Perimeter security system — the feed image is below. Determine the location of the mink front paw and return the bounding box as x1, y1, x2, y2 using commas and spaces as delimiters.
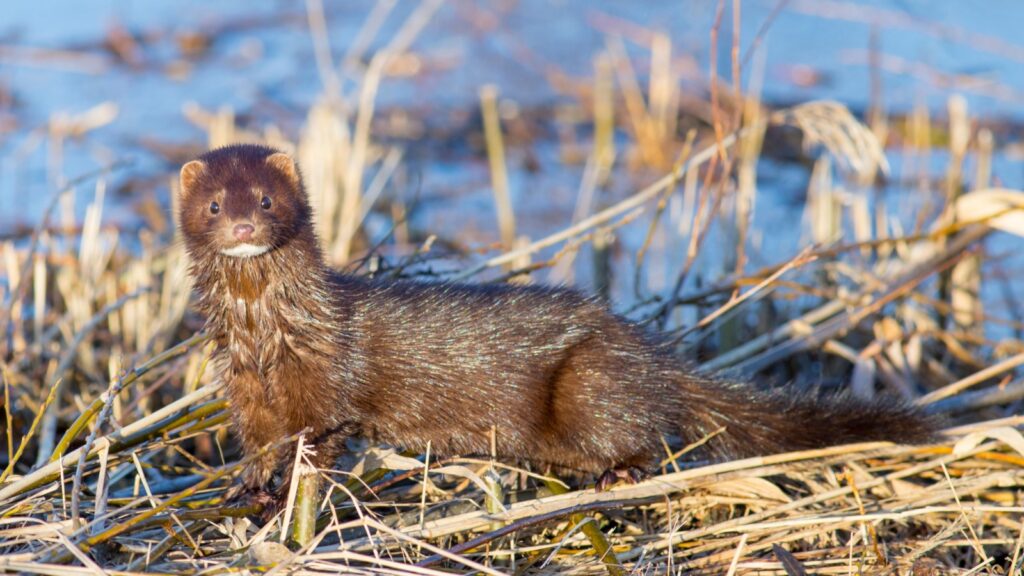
228, 484, 280, 521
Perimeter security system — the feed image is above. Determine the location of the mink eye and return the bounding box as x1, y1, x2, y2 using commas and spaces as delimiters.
209, 201, 220, 215
261, 196, 272, 210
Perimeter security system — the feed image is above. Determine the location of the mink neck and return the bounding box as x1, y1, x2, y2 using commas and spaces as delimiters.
192, 233, 338, 337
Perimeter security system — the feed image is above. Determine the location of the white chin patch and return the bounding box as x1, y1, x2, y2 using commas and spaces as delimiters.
220, 244, 271, 258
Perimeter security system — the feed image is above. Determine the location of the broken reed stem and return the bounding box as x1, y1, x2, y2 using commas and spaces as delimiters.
734, 96, 765, 280
480, 84, 517, 253
605, 35, 664, 167
328, 0, 441, 264
945, 95, 969, 207
291, 470, 319, 547
414, 494, 665, 570
281, 435, 320, 548
591, 229, 613, 300
70, 374, 123, 530
483, 431, 503, 532
593, 53, 615, 175
945, 95, 977, 335
3, 366, 12, 463
32, 254, 45, 348
305, 0, 342, 100
334, 56, 377, 263
976, 128, 993, 189
649, 32, 675, 144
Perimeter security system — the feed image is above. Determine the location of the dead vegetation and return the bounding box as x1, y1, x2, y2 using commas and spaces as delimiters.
2, 1, 1024, 574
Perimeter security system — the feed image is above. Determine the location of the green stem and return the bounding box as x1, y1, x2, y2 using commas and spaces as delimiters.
543, 477, 623, 576
291, 471, 319, 547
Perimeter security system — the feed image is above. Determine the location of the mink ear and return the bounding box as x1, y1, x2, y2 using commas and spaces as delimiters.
265, 152, 300, 188
180, 160, 206, 198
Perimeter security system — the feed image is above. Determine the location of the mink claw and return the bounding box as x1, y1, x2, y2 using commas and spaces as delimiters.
595, 466, 648, 492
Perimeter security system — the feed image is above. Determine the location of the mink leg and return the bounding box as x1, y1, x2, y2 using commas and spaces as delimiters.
595, 466, 648, 492
265, 427, 354, 515
309, 425, 355, 469
225, 451, 283, 517
242, 452, 281, 490
228, 372, 287, 500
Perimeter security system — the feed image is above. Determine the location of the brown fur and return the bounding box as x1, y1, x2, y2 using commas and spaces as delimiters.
178, 144, 943, 500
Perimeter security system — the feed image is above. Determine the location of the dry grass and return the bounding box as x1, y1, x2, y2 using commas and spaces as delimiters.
3, 3, 1024, 575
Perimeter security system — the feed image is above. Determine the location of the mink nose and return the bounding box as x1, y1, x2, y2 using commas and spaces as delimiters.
233, 223, 255, 242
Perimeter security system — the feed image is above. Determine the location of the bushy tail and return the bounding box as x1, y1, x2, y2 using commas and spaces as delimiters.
677, 374, 944, 460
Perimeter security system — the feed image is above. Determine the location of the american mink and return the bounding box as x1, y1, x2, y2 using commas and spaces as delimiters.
178, 144, 940, 504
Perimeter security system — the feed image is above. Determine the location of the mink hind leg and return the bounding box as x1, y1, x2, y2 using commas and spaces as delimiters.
532, 334, 670, 480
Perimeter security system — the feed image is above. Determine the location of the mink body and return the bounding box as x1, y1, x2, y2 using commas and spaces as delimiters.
178, 144, 940, 500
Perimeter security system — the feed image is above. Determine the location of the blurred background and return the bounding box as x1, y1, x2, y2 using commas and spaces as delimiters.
2, 0, 1024, 366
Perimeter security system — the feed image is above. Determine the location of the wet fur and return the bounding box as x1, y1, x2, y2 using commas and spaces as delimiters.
179, 144, 942, 498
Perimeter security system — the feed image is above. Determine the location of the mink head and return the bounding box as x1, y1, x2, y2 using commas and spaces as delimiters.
178, 144, 314, 259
